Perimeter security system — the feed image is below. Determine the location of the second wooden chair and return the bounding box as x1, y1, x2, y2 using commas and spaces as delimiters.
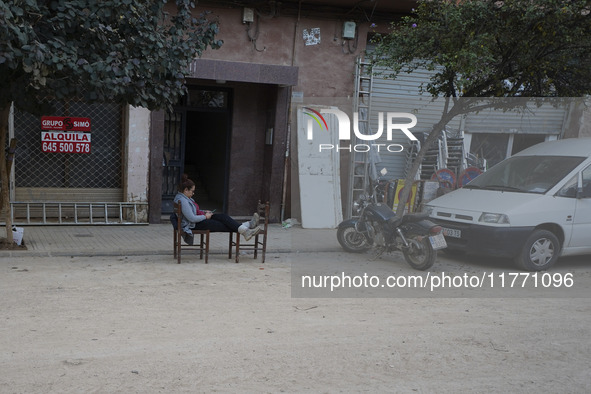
228, 201, 270, 263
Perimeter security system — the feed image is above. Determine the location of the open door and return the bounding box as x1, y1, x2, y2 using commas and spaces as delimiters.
161, 111, 186, 215
297, 106, 343, 228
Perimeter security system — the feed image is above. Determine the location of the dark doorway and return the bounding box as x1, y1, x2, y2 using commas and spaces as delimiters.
184, 110, 230, 212
160, 87, 232, 215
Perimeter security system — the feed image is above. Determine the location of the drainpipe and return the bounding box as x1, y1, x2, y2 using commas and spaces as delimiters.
280, 0, 301, 223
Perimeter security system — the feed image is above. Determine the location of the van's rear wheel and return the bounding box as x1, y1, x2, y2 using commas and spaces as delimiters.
515, 230, 560, 271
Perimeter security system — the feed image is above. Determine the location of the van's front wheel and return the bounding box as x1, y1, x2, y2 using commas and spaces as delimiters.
515, 229, 560, 271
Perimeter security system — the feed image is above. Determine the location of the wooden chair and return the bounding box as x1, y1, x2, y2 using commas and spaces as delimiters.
171, 202, 210, 264
228, 201, 269, 263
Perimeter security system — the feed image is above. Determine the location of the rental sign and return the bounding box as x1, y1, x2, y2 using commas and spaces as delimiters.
41, 116, 91, 154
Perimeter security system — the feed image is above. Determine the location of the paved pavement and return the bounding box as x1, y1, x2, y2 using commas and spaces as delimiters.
1, 223, 342, 259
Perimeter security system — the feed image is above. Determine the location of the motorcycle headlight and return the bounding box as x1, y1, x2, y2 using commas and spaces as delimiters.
479, 212, 510, 224
353, 194, 369, 213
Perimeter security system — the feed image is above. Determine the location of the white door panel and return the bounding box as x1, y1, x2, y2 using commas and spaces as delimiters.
297, 106, 343, 229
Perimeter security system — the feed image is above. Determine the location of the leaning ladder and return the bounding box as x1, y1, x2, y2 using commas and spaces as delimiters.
347, 56, 374, 219
9, 201, 149, 225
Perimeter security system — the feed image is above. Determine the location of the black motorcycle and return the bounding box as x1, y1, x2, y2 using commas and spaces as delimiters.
337, 191, 446, 271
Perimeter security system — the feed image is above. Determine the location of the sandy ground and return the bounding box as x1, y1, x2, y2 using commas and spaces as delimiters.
1, 251, 590, 393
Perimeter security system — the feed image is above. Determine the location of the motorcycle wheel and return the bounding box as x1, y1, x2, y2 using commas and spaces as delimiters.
402, 236, 436, 271
337, 224, 370, 253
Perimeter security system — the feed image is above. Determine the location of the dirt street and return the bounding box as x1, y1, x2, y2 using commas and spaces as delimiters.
1, 251, 590, 393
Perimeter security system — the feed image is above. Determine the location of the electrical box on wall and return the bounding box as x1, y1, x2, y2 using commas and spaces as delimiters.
343, 21, 356, 39
243, 7, 254, 23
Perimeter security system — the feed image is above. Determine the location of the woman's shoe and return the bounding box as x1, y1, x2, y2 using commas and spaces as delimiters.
243, 226, 261, 241
249, 213, 260, 229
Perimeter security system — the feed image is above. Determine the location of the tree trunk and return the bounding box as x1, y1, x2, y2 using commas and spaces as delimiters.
0, 104, 13, 243
395, 100, 461, 218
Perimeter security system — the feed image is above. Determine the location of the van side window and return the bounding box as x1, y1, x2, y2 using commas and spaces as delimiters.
557, 175, 578, 198
582, 166, 591, 198
559, 166, 591, 198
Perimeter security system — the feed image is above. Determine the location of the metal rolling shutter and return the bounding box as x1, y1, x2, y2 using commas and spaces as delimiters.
367, 66, 462, 178
464, 102, 567, 135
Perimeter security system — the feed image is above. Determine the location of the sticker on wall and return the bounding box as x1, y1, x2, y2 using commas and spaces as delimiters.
303, 28, 321, 46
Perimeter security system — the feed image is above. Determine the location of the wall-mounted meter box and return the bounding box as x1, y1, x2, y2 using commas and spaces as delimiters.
243, 7, 254, 23
343, 21, 356, 39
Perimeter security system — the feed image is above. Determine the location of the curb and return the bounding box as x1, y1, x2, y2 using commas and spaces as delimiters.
0, 247, 342, 259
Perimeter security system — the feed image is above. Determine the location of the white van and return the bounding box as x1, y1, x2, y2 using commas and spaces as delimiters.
426, 138, 591, 271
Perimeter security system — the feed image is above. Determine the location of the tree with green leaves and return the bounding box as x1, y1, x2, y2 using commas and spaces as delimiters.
371, 0, 591, 217
0, 0, 222, 243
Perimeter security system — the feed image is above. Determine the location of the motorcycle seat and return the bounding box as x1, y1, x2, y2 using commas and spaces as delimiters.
400, 212, 430, 223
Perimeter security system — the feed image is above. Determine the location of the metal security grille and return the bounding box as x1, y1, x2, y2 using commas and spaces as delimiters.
3, 99, 142, 225
14, 100, 122, 188
161, 111, 184, 214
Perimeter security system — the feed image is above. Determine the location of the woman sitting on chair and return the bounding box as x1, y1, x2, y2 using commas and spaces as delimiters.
174, 174, 260, 245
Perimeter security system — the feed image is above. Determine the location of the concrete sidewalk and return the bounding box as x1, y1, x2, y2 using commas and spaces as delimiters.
1, 223, 342, 259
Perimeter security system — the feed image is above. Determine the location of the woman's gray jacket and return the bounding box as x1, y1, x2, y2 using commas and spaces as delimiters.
173, 192, 206, 234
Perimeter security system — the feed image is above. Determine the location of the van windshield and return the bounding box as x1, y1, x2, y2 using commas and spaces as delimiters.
464, 155, 585, 194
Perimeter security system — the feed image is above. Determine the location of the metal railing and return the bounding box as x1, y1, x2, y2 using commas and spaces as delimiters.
10, 201, 149, 225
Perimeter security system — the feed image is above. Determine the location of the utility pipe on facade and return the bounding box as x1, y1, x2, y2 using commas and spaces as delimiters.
281, 0, 301, 223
